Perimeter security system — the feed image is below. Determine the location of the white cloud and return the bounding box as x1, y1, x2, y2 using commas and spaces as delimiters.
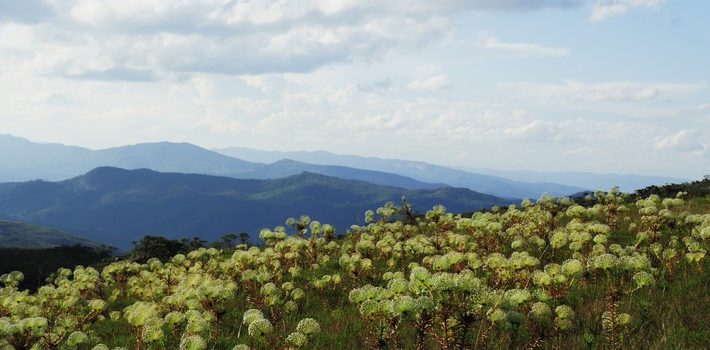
590, 0, 665, 22
478, 35, 569, 57
407, 75, 451, 91
0, 1, 604, 80
0, 3, 461, 78
654, 129, 704, 152
503, 120, 560, 142
506, 81, 704, 103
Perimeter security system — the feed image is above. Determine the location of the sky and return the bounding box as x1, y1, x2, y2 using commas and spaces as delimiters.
0, 0, 708, 178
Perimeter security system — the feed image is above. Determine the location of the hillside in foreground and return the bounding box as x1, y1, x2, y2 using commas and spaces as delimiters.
1, 189, 708, 349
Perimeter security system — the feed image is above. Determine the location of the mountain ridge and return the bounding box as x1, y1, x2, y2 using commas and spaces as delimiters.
0, 135, 445, 191
215, 146, 588, 198
214, 146, 685, 194
0, 220, 100, 249
0, 167, 511, 248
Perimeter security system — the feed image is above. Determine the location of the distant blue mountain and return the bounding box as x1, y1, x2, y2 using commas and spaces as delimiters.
0, 134, 442, 190
461, 168, 686, 193
214, 147, 589, 199
0, 167, 510, 248
213, 147, 686, 194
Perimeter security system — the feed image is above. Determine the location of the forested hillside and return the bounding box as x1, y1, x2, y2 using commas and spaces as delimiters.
0, 167, 509, 248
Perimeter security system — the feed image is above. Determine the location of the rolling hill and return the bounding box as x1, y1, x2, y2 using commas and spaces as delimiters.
0, 167, 510, 248
0, 220, 99, 249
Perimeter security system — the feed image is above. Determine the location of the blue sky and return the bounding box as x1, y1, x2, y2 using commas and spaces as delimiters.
0, 0, 708, 178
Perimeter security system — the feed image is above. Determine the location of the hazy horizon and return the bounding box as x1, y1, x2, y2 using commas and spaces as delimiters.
1, 1, 708, 179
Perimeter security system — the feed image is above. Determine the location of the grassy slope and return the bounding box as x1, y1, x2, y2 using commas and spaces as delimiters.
87, 197, 710, 350
3, 180, 708, 349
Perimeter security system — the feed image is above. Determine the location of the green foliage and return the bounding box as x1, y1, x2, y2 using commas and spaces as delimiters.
0, 245, 114, 291
129, 236, 206, 263
1, 192, 709, 349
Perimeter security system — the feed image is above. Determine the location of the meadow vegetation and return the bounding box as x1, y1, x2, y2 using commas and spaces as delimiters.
1, 187, 709, 349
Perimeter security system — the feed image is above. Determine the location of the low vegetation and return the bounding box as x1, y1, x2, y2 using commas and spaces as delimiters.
1, 186, 709, 349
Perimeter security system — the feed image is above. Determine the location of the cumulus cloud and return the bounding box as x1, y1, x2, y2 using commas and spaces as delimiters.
0, 1, 466, 79
590, 0, 665, 22
478, 35, 569, 57
407, 75, 452, 91
506, 81, 704, 103
357, 78, 392, 92
654, 129, 704, 152
0, 1, 611, 81
65, 67, 157, 82
503, 120, 561, 142
0, 1, 669, 80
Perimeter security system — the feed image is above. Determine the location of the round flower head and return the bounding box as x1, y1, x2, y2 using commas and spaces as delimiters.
505, 289, 531, 306
296, 318, 321, 335
387, 278, 409, 294
488, 308, 507, 324
164, 311, 184, 326
287, 331, 308, 348
662, 248, 677, 260
359, 300, 380, 316
410, 266, 431, 282
142, 323, 164, 343
402, 294, 426, 311
562, 259, 584, 276
92, 345, 110, 350
632, 271, 655, 289
486, 253, 507, 269
593, 234, 608, 245
232, 345, 250, 350
89, 299, 107, 312
291, 288, 305, 301
391, 296, 416, 315
555, 305, 575, 320
348, 289, 364, 303
568, 241, 583, 252
430, 273, 456, 291
550, 231, 568, 249
248, 318, 273, 338
242, 309, 265, 325
555, 316, 574, 330
593, 254, 618, 271
529, 302, 552, 320
66, 331, 89, 346
180, 335, 207, 350
544, 263, 562, 276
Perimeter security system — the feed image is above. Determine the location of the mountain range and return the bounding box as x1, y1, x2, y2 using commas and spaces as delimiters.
0, 135, 445, 191
0, 167, 511, 248
1, 134, 588, 199
214, 146, 685, 194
